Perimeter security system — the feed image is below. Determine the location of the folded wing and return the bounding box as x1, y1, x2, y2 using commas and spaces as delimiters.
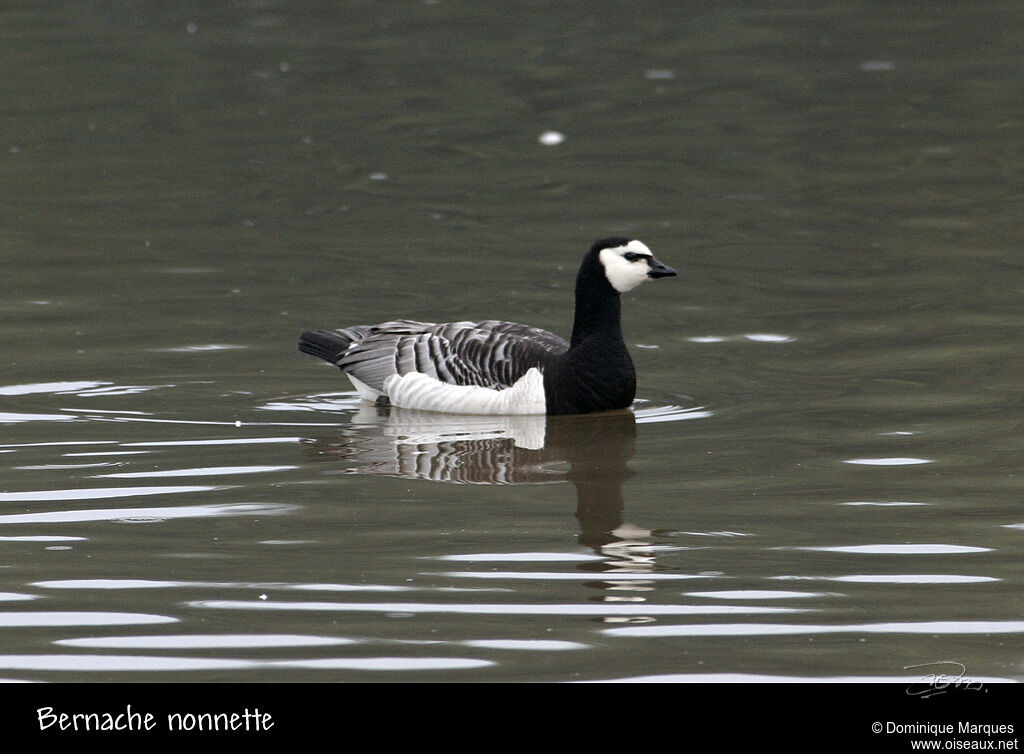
338, 319, 568, 393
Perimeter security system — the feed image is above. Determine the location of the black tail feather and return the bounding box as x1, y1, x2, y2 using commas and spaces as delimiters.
298, 329, 354, 365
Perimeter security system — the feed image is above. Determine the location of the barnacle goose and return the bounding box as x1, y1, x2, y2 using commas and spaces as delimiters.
299, 237, 676, 415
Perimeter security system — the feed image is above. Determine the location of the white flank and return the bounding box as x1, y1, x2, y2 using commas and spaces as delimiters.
382, 368, 546, 415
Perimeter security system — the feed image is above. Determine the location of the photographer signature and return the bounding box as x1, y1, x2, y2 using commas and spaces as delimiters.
904, 660, 985, 698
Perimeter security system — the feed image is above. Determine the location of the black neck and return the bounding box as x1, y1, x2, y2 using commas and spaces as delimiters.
570, 255, 623, 348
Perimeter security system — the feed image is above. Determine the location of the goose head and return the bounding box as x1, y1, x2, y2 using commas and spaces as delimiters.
592, 237, 677, 293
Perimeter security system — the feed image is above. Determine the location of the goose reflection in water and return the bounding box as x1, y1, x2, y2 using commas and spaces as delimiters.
303, 405, 665, 568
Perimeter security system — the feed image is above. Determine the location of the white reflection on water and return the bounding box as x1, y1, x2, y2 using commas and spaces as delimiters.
281, 658, 492, 671
675, 530, 751, 537
0, 653, 493, 673
57, 635, 587, 652
463, 639, 587, 651
743, 334, 795, 343
0, 485, 225, 502
772, 573, 999, 584
123, 437, 303, 447
155, 344, 249, 352
0, 381, 111, 395
35, 578, 423, 593
0, 441, 117, 449
351, 405, 549, 450
590, 673, 1016, 683
0, 380, 170, 398
0, 535, 85, 541
432, 571, 705, 581
436, 552, 604, 562
0, 655, 256, 671
798, 544, 992, 555
95, 465, 297, 479
823, 574, 999, 584
259, 391, 364, 413
35, 579, 189, 589
190, 600, 804, 616
632, 404, 713, 424
89, 415, 350, 428
56, 634, 356, 649
17, 462, 119, 470
603, 621, 1024, 637
62, 451, 149, 457
841, 501, 929, 506
687, 334, 795, 344
843, 457, 934, 466
61, 408, 150, 416
0, 612, 177, 627
0, 411, 76, 423
684, 590, 828, 600
69, 385, 166, 397
0, 502, 294, 525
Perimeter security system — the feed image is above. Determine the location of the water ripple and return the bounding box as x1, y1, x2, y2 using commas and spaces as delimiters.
0, 411, 76, 423
123, 437, 302, 447
633, 405, 713, 424
0, 502, 294, 525
462, 639, 587, 651
0, 381, 109, 396
843, 457, 935, 466
0, 485, 225, 503
435, 552, 604, 562
433, 570, 706, 581
0, 612, 177, 627
603, 620, 1024, 638
33, 578, 418, 593
798, 544, 991, 555
825, 574, 999, 584
0, 655, 257, 671
259, 392, 364, 413
189, 600, 805, 616
0, 653, 531, 673
55, 634, 356, 649
156, 344, 249, 352
841, 501, 929, 507
588, 672, 1017, 683
281, 657, 492, 671
687, 334, 795, 344
0, 380, 169, 399
684, 590, 829, 600
95, 465, 296, 479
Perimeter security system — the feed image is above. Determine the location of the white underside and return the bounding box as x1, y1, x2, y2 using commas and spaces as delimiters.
347, 368, 547, 415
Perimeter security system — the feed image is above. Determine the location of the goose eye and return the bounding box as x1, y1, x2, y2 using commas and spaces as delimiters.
623, 252, 641, 262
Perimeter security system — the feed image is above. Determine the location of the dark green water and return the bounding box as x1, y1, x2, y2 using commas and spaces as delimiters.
1, 1, 1023, 684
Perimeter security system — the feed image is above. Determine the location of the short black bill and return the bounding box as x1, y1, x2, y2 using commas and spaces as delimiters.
647, 258, 677, 278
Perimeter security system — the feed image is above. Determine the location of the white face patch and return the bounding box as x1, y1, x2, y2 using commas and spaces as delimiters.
598, 240, 655, 293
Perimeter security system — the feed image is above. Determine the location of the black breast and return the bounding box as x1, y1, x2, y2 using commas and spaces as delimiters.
542, 335, 636, 415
